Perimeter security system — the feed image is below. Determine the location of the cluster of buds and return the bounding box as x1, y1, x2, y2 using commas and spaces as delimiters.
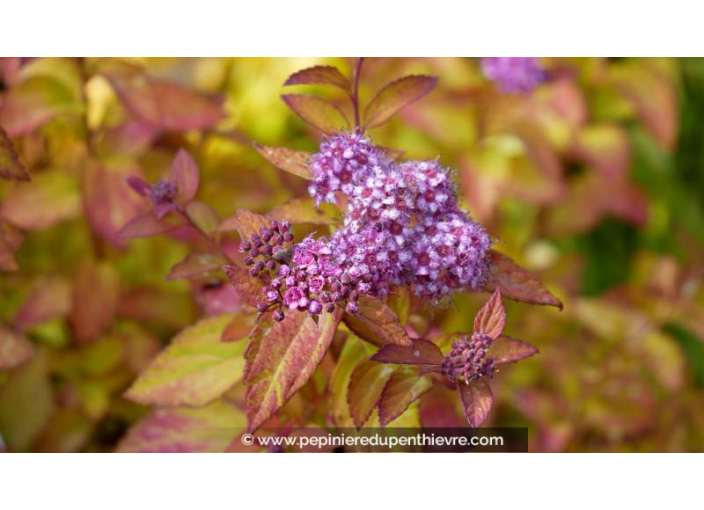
439, 333, 496, 383
481, 57, 545, 94
243, 131, 493, 321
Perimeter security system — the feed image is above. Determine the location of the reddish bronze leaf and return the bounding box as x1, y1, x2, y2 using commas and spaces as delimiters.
167, 252, 224, 281
284, 66, 351, 92
170, 149, 200, 203
223, 264, 265, 308
458, 379, 493, 428
482, 249, 563, 309
364, 75, 438, 129
371, 339, 444, 366
0, 220, 23, 272
103, 63, 224, 131
245, 307, 342, 433
378, 368, 433, 427
218, 209, 271, 239
343, 296, 413, 347
14, 277, 72, 330
473, 288, 506, 339
117, 211, 181, 239
488, 335, 539, 365
0, 127, 30, 181
253, 144, 312, 180
347, 360, 396, 429
282, 94, 350, 134
0, 326, 36, 370
69, 261, 118, 344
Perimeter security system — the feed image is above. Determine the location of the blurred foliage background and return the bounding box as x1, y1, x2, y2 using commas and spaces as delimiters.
0, 57, 703, 452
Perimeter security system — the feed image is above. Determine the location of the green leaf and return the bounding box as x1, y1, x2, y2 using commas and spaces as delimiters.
125, 314, 250, 407
267, 198, 340, 225
253, 144, 312, 180
364, 75, 438, 129
330, 334, 374, 428
342, 296, 413, 347
0, 349, 55, 451
117, 401, 246, 453
284, 66, 351, 92
282, 94, 350, 134
0, 327, 36, 370
347, 360, 396, 429
473, 288, 506, 339
482, 249, 563, 309
186, 200, 219, 234
245, 307, 342, 433
378, 368, 433, 427
0, 171, 80, 231
0, 127, 30, 181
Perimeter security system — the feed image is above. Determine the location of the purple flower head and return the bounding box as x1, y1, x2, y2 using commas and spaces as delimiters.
482, 57, 545, 94
439, 333, 496, 383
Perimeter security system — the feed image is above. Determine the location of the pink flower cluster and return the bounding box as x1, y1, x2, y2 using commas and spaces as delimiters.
310, 131, 491, 302
481, 57, 544, 94
439, 333, 496, 383
244, 131, 492, 321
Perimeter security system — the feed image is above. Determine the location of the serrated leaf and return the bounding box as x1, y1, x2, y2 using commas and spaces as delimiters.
364, 75, 438, 129
124, 314, 249, 407
0, 127, 30, 181
378, 368, 433, 427
223, 264, 265, 308
284, 66, 351, 92
371, 339, 443, 366
342, 296, 412, 347
458, 379, 493, 428
482, 249, 563, 309
168, 252, 224, 280
473, 288, 506, 339
245, 307, 342, 433
170, 149, 200, 203
267, 198, 340, 225
0, 327, 36, 370
347, 360, 396, 429
253, 144, 312, 180
0, 171, 80, 230
117, 401, 246, 453
218, 209, 271, 238
488, 335, 539, 364
330, 335, 373, 428
282, 94, 350, 134
68, 261, 118, 344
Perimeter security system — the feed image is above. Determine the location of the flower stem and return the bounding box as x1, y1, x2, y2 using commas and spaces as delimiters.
352, 58, 365, 128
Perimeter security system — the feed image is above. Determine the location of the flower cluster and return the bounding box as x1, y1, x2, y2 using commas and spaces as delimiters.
481, 57, 544, 94
244, 131, 492, 321
439, 333, 496, 383
310, 132, 492, 302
